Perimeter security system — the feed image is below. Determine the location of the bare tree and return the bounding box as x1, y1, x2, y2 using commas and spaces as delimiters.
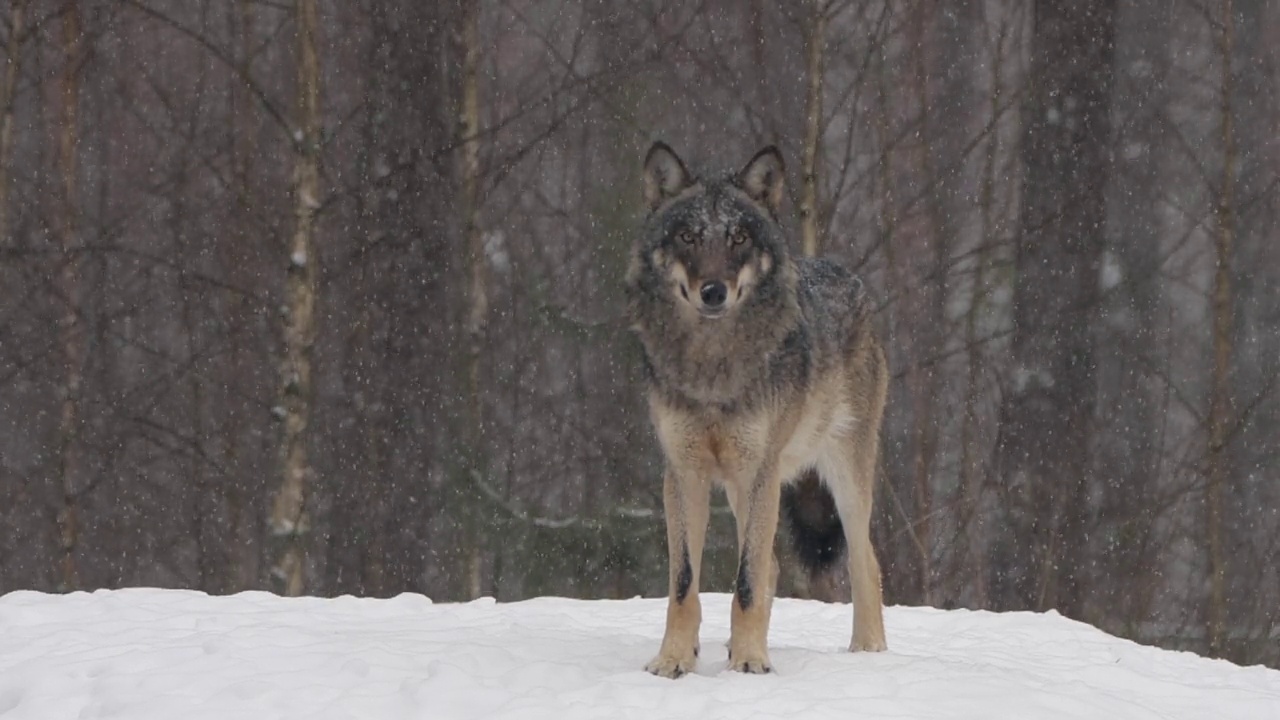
269, 0, 323, 597
955, 6, 1016, 610
799, 0, 826, 257
55, 0, 85, 592
458, 0, 488, 601
1204, 0, 1237, 657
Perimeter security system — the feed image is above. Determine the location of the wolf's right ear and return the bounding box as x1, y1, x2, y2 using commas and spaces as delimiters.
643, 141, 693, 210
736, 146, 785, 215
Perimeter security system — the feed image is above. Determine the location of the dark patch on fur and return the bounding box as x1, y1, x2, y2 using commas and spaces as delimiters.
735, 550, 753, 611
781, 470, 847, 573
772, 326, 811, 388
675, 543, 693, 603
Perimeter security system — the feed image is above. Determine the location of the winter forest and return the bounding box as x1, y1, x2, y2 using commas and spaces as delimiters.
0, 0, 1276, 669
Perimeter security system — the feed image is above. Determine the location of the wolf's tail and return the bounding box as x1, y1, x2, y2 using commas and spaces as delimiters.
780, 469, 846, 574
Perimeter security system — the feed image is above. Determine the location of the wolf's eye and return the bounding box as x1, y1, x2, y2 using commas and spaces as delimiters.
678, 230, 696, 245
730, 227, 748, 246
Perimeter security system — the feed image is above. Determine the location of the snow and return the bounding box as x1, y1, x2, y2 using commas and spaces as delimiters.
1, 590, 1277, 720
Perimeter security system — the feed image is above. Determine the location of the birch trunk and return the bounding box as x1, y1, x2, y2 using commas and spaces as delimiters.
269, 0, 322, 597
799, 0, 825, 257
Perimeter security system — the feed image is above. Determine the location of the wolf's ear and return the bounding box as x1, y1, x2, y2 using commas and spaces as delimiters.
643, 141, 693, 210
736, 146, 785, 214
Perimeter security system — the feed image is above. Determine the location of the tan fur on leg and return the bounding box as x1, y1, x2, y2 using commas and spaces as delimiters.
646, 468, 710, 678
727, 471, 781, 673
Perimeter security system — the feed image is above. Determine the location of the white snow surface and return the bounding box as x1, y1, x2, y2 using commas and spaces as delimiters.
1, 589, 1277, 720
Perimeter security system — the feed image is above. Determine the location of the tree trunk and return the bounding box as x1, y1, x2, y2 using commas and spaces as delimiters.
799, 0, 825, 258
269, 0, 322, 597
1205, 0, 1236, 658
172, 190, 211, 589
56, 0, 83, 593
0, 0, 27, 246
1092, 0, 1171, 632
458, 0, 487, 601
992, 0, 1116, 617
906, 3, 951, 606
958, 16, 1009, 610
223, 0, 257, 594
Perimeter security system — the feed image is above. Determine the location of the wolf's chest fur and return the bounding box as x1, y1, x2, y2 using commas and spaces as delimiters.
649, 360, 855, 491
642, 315, 792, 408
653, 408, 768, 487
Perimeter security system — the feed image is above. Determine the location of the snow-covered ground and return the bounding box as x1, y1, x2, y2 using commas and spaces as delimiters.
1, 589, 1276, 719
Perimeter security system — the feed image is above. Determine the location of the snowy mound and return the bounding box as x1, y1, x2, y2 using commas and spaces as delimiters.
1, 590, 1276, 719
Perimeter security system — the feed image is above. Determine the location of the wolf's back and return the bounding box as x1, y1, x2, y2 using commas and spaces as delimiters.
796, 256, 869, 324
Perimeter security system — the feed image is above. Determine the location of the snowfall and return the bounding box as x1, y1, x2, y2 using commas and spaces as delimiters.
1, 590, 1277, 719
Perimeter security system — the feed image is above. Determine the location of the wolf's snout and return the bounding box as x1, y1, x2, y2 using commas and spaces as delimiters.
700, 281, 728, 309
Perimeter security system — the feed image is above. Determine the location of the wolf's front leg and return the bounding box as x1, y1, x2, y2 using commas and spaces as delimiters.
646, 468, 710, 678
728, 470, 781, 673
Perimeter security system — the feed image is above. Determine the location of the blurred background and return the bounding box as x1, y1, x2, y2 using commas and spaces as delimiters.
0, 0, 1276, 667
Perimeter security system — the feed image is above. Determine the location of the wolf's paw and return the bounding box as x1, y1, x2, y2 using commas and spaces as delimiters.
850, 636, 887, 653
645, 649, 697, 679
727, 646, 772, 674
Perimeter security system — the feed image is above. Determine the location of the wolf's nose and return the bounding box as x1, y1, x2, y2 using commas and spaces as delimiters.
700, 281, 728, 309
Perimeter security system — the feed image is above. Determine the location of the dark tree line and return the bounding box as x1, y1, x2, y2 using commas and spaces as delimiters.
0, 0, 1276, 668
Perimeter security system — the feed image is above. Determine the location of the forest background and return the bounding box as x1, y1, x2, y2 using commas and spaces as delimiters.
0, 0, 1276, 668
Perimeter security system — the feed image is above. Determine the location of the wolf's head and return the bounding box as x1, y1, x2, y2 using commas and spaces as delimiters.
630, 142, 790, 321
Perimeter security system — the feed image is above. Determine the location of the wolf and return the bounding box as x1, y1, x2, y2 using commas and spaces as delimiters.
627, 142, 889, 677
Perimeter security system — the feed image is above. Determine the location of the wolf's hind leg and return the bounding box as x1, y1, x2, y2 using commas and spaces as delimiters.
822, 446, 887, 652
646, 468, 710, 678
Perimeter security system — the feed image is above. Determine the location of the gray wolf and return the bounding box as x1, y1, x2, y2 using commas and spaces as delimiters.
627, 142, 889, 677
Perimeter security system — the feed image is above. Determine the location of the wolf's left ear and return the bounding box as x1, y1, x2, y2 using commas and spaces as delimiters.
736, 146, 786, 215
643, 141, 693, 210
